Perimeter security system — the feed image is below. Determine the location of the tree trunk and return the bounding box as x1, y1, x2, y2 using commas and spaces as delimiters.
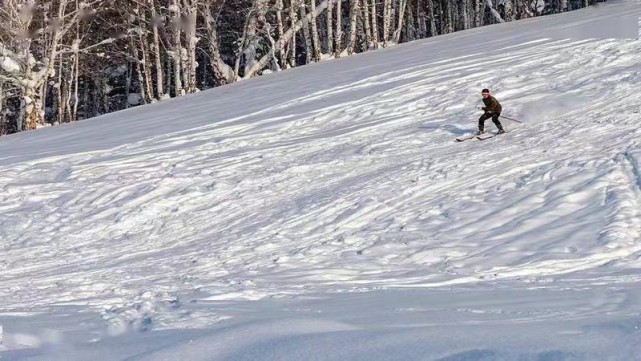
560, 0, 568, 11
393, 0, 407, 43
56, 54, 64, 122
130, 37, 147, 105
150, 0, 165, 99
289, 0, 299, 65
417, 0, 427, 38
335, 0, 343, 56
505, 0, 514, 21
243, 0, 269, 75
309, 0, 322, 61
515, 0, 524, 19
370, 0, 380, 47
276, 0, 287, 66
426, 0, 436, 36
172, 0, 184, 96
443, 0, 453, 33
138, 4, 155, 101
326, 0, 334, 54
300, 3, 313, 63
405, 1, 414, 41
245, 0, 330, 78
0, 80, 5, 134
165, 55, 172, 96
383, 0, 392, 46
485, 0, 505, 23
459, 0, 469, 29
183, 0, 199, 92
347, 0, 359, 54
203, 2, 236, 84
71, 47, 80, 121
362, 0, 372, 49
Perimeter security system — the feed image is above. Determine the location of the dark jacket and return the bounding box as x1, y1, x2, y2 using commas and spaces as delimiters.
482, 96, 502, 113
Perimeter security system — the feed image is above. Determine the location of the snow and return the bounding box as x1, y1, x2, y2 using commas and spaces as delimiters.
1, 1, 641, 359
128, 93, 142, 106
0, 56, 21, 73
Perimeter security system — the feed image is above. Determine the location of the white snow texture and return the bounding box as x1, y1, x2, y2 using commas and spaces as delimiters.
1, 1, 641, 360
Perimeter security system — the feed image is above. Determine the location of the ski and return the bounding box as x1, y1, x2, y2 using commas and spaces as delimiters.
456, 131, 506, 142
455, 135, 478, 142
476, 134, 496, 140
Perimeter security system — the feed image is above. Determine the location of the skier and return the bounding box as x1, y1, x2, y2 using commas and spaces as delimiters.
478, 89, 505, 135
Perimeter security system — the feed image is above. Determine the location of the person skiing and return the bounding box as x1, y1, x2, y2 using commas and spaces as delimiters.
478, 89, 505, 135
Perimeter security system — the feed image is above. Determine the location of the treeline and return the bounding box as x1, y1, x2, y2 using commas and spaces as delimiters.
0, 0, 602, 135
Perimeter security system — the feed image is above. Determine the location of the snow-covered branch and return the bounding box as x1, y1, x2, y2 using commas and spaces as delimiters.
485, 0, 506, 23
243, 0, 329, 79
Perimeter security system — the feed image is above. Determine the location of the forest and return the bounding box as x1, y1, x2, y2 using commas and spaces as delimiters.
0, 0, 602, 135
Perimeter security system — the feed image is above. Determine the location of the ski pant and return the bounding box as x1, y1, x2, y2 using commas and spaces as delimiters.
478, 112, 503, 131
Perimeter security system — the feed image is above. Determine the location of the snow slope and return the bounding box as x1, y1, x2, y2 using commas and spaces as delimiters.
1, 1, 641, 359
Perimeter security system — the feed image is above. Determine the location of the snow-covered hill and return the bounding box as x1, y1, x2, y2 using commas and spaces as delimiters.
1, 1, 641, 360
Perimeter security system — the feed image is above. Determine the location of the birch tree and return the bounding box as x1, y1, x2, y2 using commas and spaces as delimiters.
382, 0, 392, 46
245, 0, 330, 77
370, 0, 380, 47
182, 0, 199, 93
392, 0, 407, 43
459, 0, 469, 30
347, 0, 359, 54
325, 0, 334, 54
504, 0, 514, 21
242, 0, 269, 75
362, 0, 372, 48
485, 0, 505, 23
309, 0, 321, 61
202, 0, 235, 85
300, 1, 313, 63
1, 0, 104, 130
334, 0, 342, 56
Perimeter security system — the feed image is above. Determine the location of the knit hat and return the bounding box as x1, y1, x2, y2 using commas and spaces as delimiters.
481, 88, 490, 94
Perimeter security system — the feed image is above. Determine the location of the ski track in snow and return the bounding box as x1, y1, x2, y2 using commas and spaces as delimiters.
1, 1, 641, 357
2, 40, 641, 310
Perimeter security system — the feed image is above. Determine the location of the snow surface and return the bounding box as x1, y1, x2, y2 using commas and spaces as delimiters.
2, 1, 641, 360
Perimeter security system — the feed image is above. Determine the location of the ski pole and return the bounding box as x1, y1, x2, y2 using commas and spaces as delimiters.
500, 115, 522, 123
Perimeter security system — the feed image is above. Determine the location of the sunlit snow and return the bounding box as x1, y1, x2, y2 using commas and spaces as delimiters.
1, 1, 641, 360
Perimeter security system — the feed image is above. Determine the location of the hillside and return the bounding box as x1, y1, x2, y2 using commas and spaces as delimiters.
1, 1, 641, 360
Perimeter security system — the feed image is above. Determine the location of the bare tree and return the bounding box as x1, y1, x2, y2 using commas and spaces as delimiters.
300, 1, 313, 63
370, 0, 380, 47
182, 0, 200, 93
309, 0, 322, 61
485, 0, 505, 23
289, 0, 299, 65
202, 0, 235, 84
245, 0, 330, 77
459, 0, 469, 30
362, 0, 373, 48
505, 0, 514, 21
335, 0, 342, 56
383, 0, 392, 46
1, 0, 105, 130
392, 0, 407, 43
149, 0, 166, 99
241, 0, 269, 75
347, 0, 359, 54
169, 0, 184, 96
